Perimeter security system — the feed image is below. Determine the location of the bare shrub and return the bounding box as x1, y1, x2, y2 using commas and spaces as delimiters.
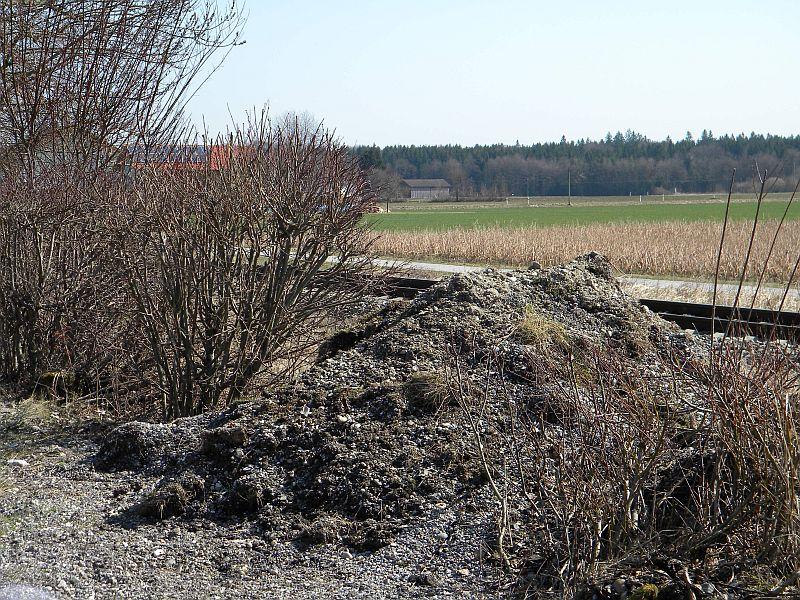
520, 347, 680, 588
680, 341, 800, 571
0, 171, 120, 385
0, 0, 242, 175
114, 115, 380, 418
448, 332, 800, 595
0, 0, 242, 391
455, 341, 681, 590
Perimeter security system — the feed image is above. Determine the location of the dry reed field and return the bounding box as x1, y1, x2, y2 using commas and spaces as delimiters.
374, 219, 800, 283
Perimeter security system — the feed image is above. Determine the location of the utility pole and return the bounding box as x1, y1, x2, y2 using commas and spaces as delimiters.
568, 168, 571, 206
525, 177, 530, 206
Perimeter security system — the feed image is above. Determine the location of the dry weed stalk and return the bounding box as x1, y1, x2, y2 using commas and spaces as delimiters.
446, 348, 514, 572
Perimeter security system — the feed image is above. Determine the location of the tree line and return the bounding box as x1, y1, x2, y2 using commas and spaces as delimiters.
355, 130, 800, 198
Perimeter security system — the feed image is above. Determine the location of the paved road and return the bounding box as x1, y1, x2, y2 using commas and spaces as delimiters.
374, 258, 486, 274
373, 258, 799, 304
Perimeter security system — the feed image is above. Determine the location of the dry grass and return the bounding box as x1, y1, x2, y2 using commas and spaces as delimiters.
403, 371, 449, 414
517, 306, 571, 350
375, 219, 800, 283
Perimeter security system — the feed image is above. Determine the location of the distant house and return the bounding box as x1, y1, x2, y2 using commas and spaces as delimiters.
127, 144, 248, 172
400, 178, 450, 200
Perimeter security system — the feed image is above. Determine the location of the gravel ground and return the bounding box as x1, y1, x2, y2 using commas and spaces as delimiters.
0, 425, 500, 599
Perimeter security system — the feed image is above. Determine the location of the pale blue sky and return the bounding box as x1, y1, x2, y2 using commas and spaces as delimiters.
187, 0, 800, 146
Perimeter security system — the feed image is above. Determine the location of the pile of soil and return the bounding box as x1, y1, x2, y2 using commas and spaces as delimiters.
94, 253, 692, 594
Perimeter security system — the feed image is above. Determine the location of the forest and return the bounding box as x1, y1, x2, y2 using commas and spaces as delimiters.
355, 130, 800, 198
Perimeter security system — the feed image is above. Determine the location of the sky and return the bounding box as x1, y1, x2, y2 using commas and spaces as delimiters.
186, 0, 800, 147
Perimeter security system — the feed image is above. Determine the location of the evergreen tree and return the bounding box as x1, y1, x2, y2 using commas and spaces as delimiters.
363, 130, 800, 197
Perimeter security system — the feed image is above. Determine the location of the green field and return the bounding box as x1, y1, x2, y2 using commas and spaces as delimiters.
367, 197, 800, 231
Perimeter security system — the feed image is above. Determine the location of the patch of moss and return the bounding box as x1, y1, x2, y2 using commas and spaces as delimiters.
34, 370, 88, 399
37, 370, 75, 391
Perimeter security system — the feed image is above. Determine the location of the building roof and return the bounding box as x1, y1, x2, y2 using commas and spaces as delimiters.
401, 178, 450, 188
127, 144, 212, 165
127, 144, 247, 171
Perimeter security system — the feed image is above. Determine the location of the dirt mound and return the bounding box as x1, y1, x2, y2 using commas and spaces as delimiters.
97, 253, 684, 553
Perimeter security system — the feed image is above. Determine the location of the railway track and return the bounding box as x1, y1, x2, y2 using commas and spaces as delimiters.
376, 276, 800, 340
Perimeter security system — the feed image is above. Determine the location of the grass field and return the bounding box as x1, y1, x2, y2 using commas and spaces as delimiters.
367, 196, 800, 231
